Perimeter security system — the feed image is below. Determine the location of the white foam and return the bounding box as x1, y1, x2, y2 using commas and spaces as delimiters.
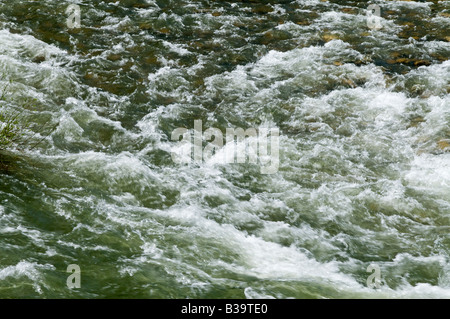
0, 261, 55, 294
404, 154, 450, 198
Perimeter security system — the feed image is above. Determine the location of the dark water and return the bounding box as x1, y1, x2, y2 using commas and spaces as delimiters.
0, 0, 449, 298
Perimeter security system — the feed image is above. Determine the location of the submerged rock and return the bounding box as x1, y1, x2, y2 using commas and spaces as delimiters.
322, 33, 339, 42
438, 140, 450, 151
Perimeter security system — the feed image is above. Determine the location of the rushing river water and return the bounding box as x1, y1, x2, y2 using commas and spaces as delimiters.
0, 0, 449, 298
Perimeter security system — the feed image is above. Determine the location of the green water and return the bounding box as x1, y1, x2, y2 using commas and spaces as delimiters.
0, 0, 449, 298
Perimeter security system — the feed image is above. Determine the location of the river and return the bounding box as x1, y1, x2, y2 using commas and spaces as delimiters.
0, 0, 449, 298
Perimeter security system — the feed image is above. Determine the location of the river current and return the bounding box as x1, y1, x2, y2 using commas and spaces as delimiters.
0, 0, 449, 298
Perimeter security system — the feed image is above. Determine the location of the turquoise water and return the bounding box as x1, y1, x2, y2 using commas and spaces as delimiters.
0, 0, 449, 298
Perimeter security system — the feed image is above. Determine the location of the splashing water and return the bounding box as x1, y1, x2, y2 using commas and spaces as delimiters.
0, 0, 449, 298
